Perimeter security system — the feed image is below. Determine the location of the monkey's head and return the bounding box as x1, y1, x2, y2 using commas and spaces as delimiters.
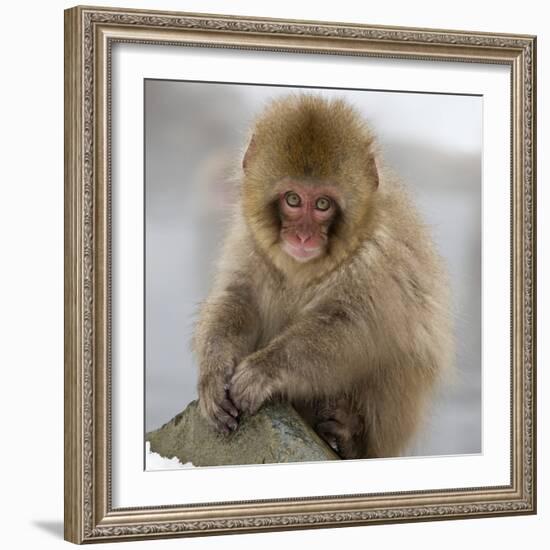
241, 94, 379, 279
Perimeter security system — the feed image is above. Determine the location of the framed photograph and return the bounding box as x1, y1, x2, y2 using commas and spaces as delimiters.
64, 5, 537, 543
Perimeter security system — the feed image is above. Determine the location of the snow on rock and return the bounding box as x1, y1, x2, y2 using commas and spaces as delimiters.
145, 441, 194, 470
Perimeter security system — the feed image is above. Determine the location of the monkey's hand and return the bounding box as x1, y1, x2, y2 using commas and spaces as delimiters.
229, 351, 279, 415
198, 370, 240, 435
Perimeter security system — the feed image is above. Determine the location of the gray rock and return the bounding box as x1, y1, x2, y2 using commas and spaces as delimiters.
146, 400, 340, 467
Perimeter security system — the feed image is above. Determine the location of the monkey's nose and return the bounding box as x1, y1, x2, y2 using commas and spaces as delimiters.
296, 231, 312, 244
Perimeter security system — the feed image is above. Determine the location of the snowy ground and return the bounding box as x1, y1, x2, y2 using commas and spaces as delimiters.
145, 441, 194, 470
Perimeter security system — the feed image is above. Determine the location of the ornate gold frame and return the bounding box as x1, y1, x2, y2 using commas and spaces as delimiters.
64, 5, 537, 544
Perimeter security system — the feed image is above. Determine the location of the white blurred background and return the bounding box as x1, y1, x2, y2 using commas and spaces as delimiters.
145, 80, 482, 457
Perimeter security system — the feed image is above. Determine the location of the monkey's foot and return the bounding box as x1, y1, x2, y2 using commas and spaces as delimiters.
315, 419, 361, 459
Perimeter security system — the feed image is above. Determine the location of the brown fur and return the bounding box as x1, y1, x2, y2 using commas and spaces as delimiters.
193, 94, 454, 458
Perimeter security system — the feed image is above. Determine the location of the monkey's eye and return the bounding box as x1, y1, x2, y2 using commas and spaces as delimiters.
285, 192, 301, 207
315, 197, 331, 211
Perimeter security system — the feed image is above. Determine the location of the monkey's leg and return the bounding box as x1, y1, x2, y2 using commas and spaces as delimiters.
362, 372, 432, 458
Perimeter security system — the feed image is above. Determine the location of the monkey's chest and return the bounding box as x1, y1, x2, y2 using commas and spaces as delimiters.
255, 287, 310, 347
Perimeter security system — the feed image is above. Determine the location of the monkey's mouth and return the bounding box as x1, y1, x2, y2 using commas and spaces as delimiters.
281, 241, 323, 263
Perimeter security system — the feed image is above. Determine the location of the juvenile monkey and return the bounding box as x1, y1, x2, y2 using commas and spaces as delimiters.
193, 94, 453, 459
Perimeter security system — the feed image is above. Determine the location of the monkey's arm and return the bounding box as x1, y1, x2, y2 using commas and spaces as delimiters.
229, 300, 373, 414
193, 279, 261, 432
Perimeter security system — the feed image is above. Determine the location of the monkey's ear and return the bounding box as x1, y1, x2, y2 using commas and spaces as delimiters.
243, 135, 257, 174
367, 155, 379, 190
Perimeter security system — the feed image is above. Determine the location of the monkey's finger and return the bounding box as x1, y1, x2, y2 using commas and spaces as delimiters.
220, 397, 239, 418
227, 381, 243, 406
229, 394, 247, 415
229, 390, 252, 415
315, 421, 345, 453
201, 406, 230, 434
227, 390, 244, 411
329, 409, 356, 428
201, 397, 235, 432
202, 410, 230, 435
214, 406, 239, 432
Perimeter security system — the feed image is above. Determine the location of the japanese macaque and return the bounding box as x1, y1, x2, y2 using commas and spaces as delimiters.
192, 94, 453, 459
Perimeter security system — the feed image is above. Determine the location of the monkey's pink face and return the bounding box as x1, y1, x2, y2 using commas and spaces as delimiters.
278, 185, 338, 263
